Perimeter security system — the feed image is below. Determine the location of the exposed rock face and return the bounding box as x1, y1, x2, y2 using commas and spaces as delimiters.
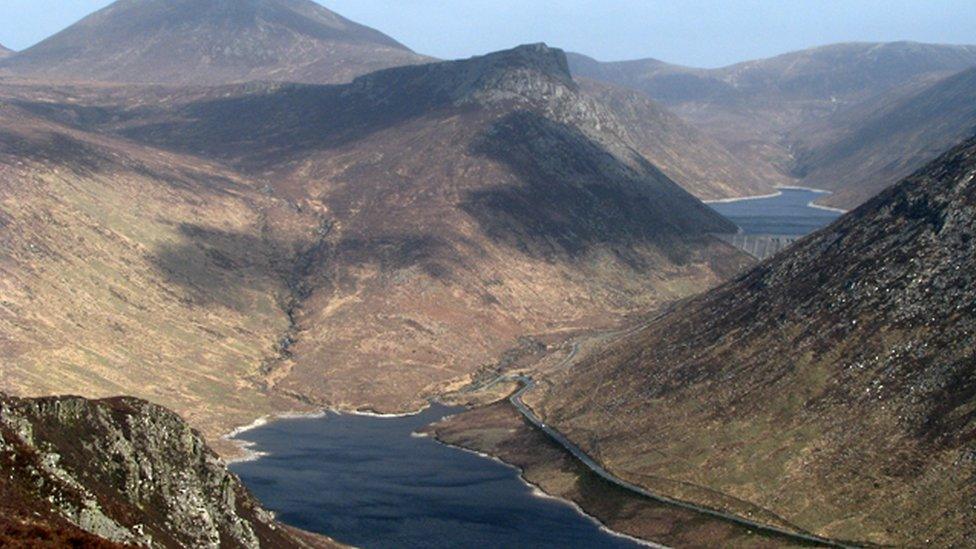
569, 42, 976, 207
0, 0, 429, 84
0, 393, 337, 547
533, 135, 976, 546
0, 44, 749, 440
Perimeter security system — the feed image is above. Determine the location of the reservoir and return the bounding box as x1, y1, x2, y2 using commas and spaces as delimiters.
228, 188, 846, 548
708, 187, 843, 236
230, 404, 640, 549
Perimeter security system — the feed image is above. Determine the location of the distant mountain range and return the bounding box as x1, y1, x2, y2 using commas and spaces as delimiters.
0, 44, 11, 58
532, 133, 976, 546
570, 42, 976, 207
0, 0, 430, 84
0, 0, 784, 202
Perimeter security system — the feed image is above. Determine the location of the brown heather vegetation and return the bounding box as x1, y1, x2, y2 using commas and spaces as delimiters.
0, 45, 751, 452
427, 401, 816, 548
531, 136, 976, 546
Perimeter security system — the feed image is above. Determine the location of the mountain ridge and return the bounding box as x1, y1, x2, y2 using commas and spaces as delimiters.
569, 41, 976, 207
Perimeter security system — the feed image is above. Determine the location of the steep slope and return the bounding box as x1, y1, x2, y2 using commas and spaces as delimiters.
0, 91, 317, 449
123, 44, 749, 413
577, 78, 780, 199
532, 136, 976, 546
570, 42, 976, 206
0, 393, 338, 547
4, 44, 749, 419
0, 44, 11, 58
793, 67, 976, 208
0, 0, 428, 84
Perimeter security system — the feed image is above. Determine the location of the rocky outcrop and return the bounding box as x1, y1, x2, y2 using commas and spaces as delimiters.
0, 394, 337, 548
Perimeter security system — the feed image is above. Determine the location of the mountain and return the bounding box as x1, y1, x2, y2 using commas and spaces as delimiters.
0, 0, 429, 84
0, 393, 339, 547
792, 66, 976, 208
577, 78, 782, 199
1, 45, 750, 446
530, 135, 976, 546
0, 44, 11, 58
570, 42, 976, 206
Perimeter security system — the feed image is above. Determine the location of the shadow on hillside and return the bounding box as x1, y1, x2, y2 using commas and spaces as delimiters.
150, 223, 456, 311
0, 123, 245, 196
461, 111, 735, 265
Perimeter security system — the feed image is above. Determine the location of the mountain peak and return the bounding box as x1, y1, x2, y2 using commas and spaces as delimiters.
0, 0, 429, 84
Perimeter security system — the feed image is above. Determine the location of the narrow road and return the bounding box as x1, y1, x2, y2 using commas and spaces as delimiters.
482, 317, 857, 549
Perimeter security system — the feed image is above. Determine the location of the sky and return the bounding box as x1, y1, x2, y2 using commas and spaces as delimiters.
1, 0, 975, 67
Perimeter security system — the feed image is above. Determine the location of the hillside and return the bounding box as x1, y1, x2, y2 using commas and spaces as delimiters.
570, 42, 976, 206
0, 44, 11, 58
0, 393, 338, 547
1, 45, 750, 442
0, 90, 317, 448
578, 78, 781, 199
793, 66, 976, 208
0, 0, 429, 84
530, 135, 976, 546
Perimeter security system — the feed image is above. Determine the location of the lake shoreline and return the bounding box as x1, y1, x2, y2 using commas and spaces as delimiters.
228, 402, 642, 548
223, 403, 433, 464
428, 434, 665, 548
705, 186, 849, 214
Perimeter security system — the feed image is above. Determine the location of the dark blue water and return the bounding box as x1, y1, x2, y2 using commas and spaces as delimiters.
708, 188, 843, 236
230, 404, 639, 549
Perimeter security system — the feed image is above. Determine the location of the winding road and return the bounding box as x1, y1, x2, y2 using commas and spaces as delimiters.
479, 321, 858, 549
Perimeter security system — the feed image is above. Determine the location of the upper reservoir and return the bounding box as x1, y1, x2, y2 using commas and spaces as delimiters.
230, 404, 641, 549
708, 187, 843, 236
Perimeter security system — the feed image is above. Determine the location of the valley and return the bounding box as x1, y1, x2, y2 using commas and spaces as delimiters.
1, 1, 974, 547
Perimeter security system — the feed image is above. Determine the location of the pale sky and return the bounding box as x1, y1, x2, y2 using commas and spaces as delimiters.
1, 0, 975, 67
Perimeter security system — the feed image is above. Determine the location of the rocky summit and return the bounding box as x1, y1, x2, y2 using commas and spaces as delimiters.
0, 0, 429, 84
532, 134, 976, 546
0, 393, 339, 547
